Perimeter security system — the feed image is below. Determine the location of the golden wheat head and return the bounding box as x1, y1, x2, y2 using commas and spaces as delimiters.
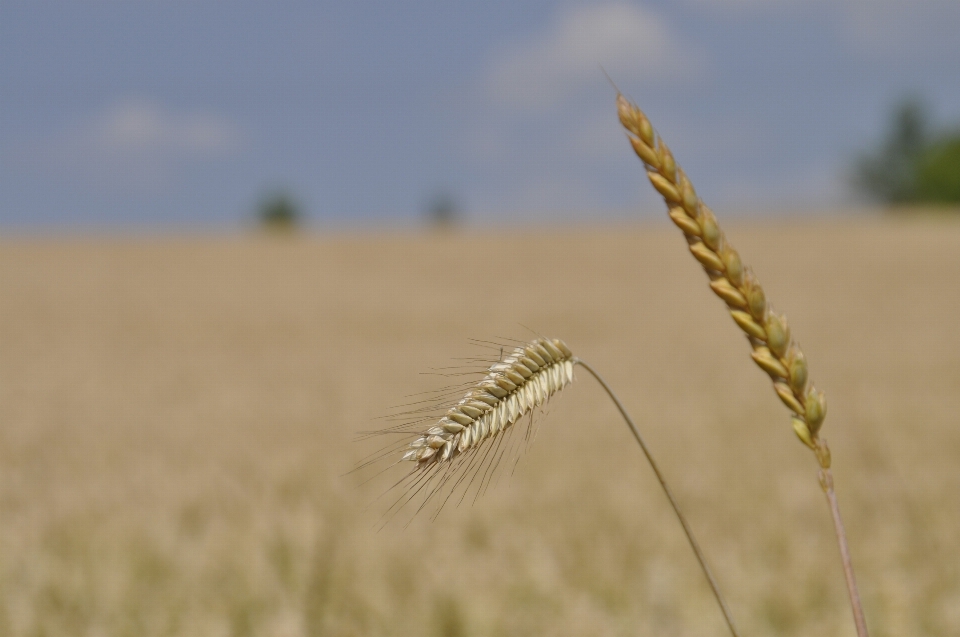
403, 337, 576, 470
616, 94, 829, 467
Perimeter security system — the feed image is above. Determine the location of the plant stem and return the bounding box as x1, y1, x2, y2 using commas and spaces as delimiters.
575, 359, 742, 637
819, 467, 870, 637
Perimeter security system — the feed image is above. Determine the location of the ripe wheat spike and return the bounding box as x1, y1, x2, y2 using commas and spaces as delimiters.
616, 93, 869, 637
616, 94, 830, 467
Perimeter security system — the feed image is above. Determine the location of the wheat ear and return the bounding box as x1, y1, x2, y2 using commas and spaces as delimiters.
402, 337, 576, 470
391, 337, 741, 637
617, 94, 869, 637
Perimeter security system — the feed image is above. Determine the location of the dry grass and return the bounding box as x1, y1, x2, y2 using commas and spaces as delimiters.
2, 219, 960, 636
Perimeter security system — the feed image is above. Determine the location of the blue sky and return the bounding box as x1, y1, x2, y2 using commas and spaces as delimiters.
2, 1, 960, 227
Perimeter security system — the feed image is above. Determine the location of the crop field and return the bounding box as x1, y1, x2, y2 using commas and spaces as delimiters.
1, 216, 959, 636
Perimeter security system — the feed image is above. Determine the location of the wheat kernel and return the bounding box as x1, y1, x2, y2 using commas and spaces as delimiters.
440, 419, 465, 433
742, 272, 767, 320
541, 339, 564, 361
720, 244, 744, 287
658, 142, 677, 181
520, 356, 540, 372
524, 347, 546, 367
752, 347, 789, 379
629, 136, 660, 168
649, 172, 682, 202
448, 410, 472, 426
805, 387, 826, 433
689, 242, 725, 271
459, 404, 483, 419
616, 95, 643, 136
710, 278, 748, 308
730, 310, 767, 340
765, 314, 790, 358
774, 382, 805, 415
680, 175, 700, 216
669, 206, 702, 235
792, 417, 816, 449
700, 207, 722, 251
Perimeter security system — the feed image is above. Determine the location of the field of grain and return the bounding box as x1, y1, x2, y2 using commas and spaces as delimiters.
2, 216, 959, 636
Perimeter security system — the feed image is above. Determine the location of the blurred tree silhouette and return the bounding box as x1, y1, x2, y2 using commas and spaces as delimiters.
914, 135, 960, 203
854, 99, 960, 206
258, 192, 301, 229
425, 191, 459, 228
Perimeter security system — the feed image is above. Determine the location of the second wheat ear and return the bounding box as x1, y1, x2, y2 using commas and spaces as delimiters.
374, 336, 741, 637
617, 93, 869, 637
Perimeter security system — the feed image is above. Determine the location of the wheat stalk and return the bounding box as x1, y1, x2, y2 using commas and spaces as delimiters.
377, 336, 741, 637
616, 93, 869, 637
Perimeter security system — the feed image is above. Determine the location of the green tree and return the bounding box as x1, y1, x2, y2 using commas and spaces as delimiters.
854, 99, 929, 203
914, 134, 960, 203
425, 190, 459, 227
258, 192, 301, 229
854, 99, 960, 206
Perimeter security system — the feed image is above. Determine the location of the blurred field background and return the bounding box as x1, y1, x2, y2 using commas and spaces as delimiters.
5, 3, 960, 635
2, 215, 959, 636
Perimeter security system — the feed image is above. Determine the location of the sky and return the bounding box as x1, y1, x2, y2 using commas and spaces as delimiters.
2, 1, 960, 228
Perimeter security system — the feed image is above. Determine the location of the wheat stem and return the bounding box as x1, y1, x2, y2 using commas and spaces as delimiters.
575, 359, 742, 637
821, 468, 869, 637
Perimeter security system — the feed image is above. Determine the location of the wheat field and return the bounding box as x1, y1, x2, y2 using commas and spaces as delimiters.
2, 216, 959, 636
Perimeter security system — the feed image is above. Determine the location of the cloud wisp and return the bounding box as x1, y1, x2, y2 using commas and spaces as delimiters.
485, 3, 699, 112
455, 3, 714, 217
15, 99, 243, 191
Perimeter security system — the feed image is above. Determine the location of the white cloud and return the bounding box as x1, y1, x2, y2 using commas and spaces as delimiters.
94, 99, 241, 157
459, 4, 706, 216
486, 3, 699, 111
18, 98, 243, 189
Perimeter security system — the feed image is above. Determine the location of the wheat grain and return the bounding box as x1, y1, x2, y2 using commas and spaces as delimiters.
616, 94, 830, 466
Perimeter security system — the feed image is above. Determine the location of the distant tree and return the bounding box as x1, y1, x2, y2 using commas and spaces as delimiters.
425, 191, 459, 227
854, 99, 960, 206
853, 99, 929, 204
914, 134, 960, 203
258, 192, 301, 229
